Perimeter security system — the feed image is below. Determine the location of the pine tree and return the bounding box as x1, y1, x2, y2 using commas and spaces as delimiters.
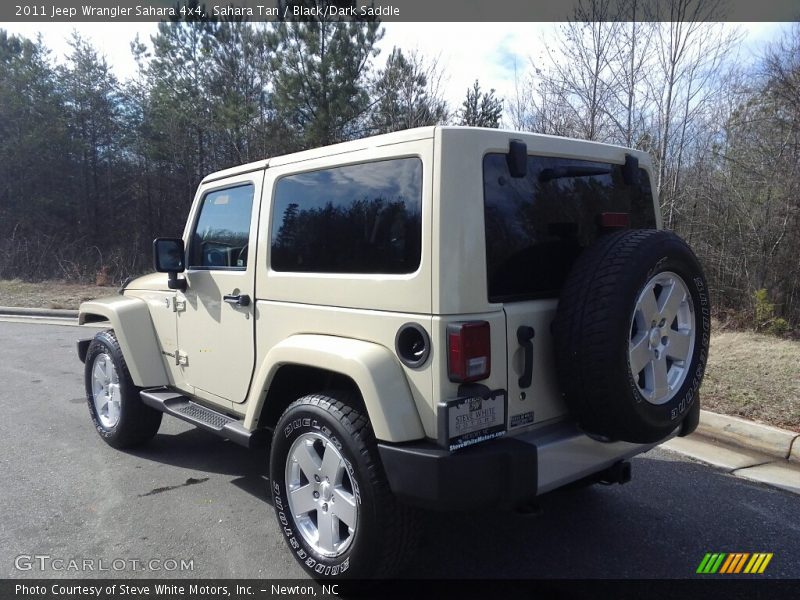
146, 14, 218, 189
268, 7, 382, 147
370, 47, 448, 134
457, 80, 503, 127
60, 32, 123, 241
0, 30, 71, 271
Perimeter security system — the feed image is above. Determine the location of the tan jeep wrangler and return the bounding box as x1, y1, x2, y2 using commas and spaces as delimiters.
77, 126, 710, 579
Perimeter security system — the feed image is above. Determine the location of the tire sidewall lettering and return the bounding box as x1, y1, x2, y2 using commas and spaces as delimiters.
272, 406, 359, 578
626, 251, 710, 424
669, 273, 711, 420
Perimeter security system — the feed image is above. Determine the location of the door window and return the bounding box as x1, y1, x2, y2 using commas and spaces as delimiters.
188, 184, 254, 269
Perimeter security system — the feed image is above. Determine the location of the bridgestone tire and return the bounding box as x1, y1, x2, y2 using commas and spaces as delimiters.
84, 330, 162, 448
552, 229, 710, 443
270, 392, 416, 579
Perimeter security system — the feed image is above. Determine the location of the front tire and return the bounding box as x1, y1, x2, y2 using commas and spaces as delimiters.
270, 392, 415, 579
84, 330, 162, 448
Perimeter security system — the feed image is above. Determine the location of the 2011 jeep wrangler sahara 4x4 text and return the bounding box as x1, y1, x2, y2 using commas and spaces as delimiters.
76, 127, 709, 579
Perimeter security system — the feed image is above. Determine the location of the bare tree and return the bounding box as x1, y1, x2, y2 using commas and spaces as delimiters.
518, 0, 624, 140
605, 0, 657, 148
646, 0, 740, 227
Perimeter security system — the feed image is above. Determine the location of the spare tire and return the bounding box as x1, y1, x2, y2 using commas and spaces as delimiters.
552, 229, 710, 443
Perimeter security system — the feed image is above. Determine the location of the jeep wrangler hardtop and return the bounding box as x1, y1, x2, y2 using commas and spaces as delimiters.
77, 126, 709, 579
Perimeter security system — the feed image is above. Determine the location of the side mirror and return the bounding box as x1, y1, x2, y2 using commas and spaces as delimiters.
153, 238, 187, 291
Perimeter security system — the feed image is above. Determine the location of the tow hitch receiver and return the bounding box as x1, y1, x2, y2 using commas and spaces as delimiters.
599, 460, 632, 485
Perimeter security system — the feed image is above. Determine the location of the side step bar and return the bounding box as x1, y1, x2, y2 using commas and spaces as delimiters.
140, 389, 267, 449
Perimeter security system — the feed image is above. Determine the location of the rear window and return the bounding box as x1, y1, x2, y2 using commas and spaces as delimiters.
483, 153, 656, 302
271, 158, 423, 274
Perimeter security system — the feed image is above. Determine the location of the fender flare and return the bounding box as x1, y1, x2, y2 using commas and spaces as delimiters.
79, 297, 169, 387
245, 334, 425, 443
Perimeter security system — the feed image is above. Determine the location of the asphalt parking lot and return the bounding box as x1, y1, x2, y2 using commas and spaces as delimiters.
2, 320, 799, 580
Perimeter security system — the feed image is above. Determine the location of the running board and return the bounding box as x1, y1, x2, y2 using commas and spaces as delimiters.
140, 390, 267, 448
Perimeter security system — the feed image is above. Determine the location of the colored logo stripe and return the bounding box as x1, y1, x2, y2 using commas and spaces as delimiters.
744, 553, 773, 574
697, 552, 773, 574
719, 553, 736, 573
697, 553, 726, 573
720, 553, 749, 573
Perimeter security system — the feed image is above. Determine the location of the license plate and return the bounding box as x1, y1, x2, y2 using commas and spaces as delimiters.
438, 391, 506, 451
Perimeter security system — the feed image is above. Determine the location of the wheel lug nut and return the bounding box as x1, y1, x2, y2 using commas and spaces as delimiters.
314, 475, 320, 482
322, 503, 328, 512
313, 491, 319, 499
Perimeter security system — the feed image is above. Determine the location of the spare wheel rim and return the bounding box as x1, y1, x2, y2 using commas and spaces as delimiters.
628, 271, 696, 406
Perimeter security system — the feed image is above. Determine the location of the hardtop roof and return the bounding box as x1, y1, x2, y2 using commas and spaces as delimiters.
201, 125, 651, 184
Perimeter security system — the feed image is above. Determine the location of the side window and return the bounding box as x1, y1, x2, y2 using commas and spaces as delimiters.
189, 184, 254, 269
270, 158, 423, 274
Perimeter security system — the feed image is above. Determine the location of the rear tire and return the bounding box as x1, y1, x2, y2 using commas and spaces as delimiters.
84, 330, 162, 448
270, 392, 416, 579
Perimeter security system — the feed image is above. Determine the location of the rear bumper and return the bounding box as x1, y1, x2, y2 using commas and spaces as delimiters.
377, 437, 539, 511
378, 421, 663, 510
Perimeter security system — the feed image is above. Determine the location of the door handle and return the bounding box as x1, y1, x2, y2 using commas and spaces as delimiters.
517, 326, 535, 388
223, 293, 251, 307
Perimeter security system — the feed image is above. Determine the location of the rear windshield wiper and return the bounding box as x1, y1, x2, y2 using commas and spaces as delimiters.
539, 166, 612, 183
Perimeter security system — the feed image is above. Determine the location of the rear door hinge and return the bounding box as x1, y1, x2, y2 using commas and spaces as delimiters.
175, 350, 189, 366
174, 297, 187, 312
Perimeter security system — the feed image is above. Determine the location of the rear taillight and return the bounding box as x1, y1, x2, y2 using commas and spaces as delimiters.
447, 321, 491, 382
599, 212, 630, 229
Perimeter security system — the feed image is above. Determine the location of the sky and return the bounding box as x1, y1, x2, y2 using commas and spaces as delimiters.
1, 21, 789, 109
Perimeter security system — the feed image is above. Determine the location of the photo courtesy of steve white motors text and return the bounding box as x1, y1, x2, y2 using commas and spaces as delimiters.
14, 582, 339, 598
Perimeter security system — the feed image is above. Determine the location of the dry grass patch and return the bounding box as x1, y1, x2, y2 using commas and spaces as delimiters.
704, 330, 800, 432
0, 279, 118, 310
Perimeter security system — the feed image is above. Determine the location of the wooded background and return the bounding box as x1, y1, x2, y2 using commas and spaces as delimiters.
0, 0, 798, 329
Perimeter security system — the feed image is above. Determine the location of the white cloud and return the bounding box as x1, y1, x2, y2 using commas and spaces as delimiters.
3, 22, 157, 80
379, 22, 553, 109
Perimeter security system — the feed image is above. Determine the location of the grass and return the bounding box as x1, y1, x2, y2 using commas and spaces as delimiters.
0, 279, 118, 310
2, 278, 798, 431
703, 329, 800, 432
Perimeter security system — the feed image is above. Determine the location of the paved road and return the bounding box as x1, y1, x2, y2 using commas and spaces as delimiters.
2, 321, 799, 580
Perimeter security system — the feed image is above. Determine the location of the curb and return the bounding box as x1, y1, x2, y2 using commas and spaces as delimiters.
698, 409, 799, 463
664, 411, 800, 495
0, 306, 79, 319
